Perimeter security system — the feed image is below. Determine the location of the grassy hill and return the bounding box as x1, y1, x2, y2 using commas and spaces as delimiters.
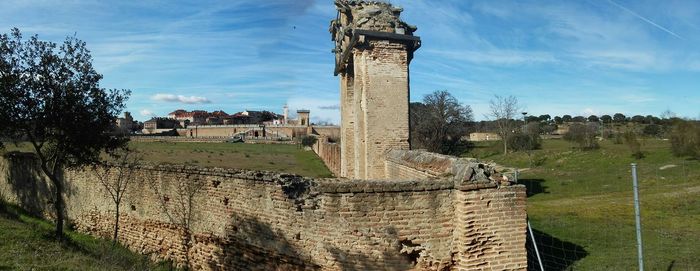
466, 139, 700, 270
0, 203, 173, 271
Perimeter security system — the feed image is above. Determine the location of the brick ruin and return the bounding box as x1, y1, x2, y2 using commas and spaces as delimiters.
0, 151, 526, 270
331, 0, 420, 180
0, 1, 528, 270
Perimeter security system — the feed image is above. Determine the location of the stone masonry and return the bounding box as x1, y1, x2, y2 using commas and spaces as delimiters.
331, 0, 421, 179
0, 151, 527, 270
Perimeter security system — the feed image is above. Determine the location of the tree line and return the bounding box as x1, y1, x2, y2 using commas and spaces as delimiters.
410, 90, 700, 160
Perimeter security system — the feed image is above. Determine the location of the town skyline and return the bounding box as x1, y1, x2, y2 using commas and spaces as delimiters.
2, 0, 699, 124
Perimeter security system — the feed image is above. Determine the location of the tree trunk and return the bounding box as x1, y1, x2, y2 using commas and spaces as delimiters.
53, 178, 64, 241
113, 203, 120, 245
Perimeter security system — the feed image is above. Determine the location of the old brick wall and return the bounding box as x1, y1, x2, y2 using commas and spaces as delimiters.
339, 39, 411, 180
312, 136, 341, 177
0, 152, 526, 270
454, 185, 528, 270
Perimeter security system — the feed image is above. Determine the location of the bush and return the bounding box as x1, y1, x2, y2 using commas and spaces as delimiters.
623, 131, 644, 159
300, 136, 318, 147
564, 123, 599, 150
642, 124, 663, 138
669, 120, 700, 159
507, 132, 541, 152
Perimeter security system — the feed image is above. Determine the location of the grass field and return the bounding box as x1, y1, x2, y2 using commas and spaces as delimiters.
466, 139, 700, 270
129, 141, 333, 178
2, 141, 333, 178
0, 202, 173, 270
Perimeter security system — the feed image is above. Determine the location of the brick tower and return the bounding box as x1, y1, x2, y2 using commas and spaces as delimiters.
330, 0, 421, 179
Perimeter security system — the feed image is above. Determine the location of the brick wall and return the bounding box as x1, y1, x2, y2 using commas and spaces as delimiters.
312, 136, 341, 177
340, 39, 411, 180
0, 152, 526, 270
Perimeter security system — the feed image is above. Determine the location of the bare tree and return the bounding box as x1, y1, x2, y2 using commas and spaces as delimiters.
488, 95, 520, 155
93, 148, 142, 245
410, 90, 473, 155
148, 167, 205, 268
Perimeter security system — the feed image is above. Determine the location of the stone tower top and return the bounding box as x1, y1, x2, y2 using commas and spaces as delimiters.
330, 0, 421, 76
331, 0, 417, 34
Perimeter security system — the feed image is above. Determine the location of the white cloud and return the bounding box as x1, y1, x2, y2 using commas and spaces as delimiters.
139, 109, 156, 117
151, 93, 211, 104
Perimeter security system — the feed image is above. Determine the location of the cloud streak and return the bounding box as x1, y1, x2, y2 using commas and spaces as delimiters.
151, 93, 211, 104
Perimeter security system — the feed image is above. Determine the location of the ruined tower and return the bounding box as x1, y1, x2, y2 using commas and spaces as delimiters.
331, 0, 420, 179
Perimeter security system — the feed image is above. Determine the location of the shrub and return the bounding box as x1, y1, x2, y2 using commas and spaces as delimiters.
564, 123, 599, 150
300, 136, 318, 148
669, 120, 700, 159
623, 131, 644, 159
507, 132, 541, 151
642, 124, 663, 138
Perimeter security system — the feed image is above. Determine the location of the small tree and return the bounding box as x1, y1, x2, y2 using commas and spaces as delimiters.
564, 123, 599, 150
600, 115, 612, 124
488, 95, 519, 155
572, 116, 586, 123
562, 115, 572, 123
93, 148, 142, 245
554, 116, 563, 124
613, 113, 627, 123
631, 115, 646, 123
0, 29, 129, 239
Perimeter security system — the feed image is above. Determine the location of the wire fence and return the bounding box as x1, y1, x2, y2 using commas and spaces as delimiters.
515, 158, 699, 271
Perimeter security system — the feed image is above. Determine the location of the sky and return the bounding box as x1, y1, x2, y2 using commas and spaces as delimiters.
1, 0, 699, 124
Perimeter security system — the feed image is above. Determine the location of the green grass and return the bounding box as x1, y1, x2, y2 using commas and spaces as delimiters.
0, 202, 174, 271
1, 141, 333, 178
129, 142, 333, 178
465, 139, 700, 270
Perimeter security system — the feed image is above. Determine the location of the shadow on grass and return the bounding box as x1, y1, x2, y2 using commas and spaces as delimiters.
0, 200, 174, 270
518, 179, 549, 197
526, 228, 587, 271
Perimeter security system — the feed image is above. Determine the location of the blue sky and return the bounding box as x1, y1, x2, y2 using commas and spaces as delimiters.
2, 0, 699, 123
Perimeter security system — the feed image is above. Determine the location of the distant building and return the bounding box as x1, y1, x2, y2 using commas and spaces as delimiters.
168, 109, 210, 125
297, 110, 310, 126
469, 132, 501, 141
143, 117, 181, 134
115, 112, 134, 131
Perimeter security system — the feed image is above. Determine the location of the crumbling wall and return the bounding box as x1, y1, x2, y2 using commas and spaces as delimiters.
0, 152, 526, 270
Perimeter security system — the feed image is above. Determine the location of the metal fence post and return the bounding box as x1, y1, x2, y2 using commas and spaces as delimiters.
631, 163, 644, 271
527, 218, 544, 271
